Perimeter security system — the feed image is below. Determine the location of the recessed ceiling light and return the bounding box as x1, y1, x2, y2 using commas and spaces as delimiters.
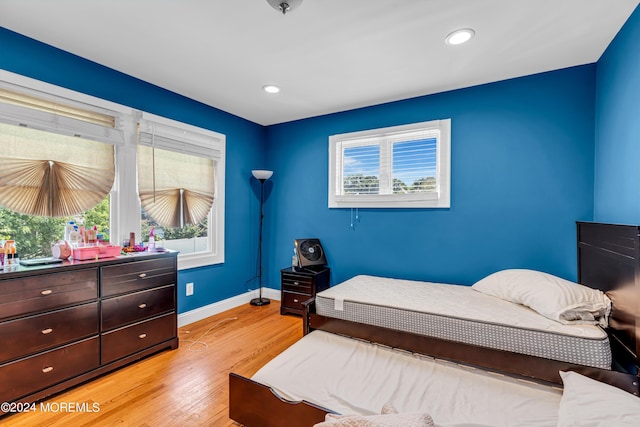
445, 28, 475, 46
262, 85, 280, 94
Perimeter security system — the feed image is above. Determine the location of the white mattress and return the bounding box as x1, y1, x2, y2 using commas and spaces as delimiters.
252, 330, 562, 427
315, 275, 611, 368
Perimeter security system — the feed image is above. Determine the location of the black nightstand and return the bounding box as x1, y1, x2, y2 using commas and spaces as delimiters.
280, 267, 330, 316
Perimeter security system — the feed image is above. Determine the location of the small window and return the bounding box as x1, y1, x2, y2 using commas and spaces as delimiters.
329, 119, 451, 208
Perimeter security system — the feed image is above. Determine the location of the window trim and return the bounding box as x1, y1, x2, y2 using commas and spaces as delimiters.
137, 112, 226, 269
328, 119, 451, 208
0, 70, 226, 270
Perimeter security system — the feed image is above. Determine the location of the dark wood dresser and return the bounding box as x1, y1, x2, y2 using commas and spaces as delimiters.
280, 267, 330, 316
0, 251, 178, 413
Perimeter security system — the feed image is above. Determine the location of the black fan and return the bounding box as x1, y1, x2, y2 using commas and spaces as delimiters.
294, 238, 327, 268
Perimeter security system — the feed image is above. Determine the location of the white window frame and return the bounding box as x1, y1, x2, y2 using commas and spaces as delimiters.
0, 70, 226, 270
136, 112, 226, 270
329, 119, 451, 208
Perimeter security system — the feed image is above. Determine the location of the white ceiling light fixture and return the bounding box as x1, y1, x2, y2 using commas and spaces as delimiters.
445, 28, 476, 46
267, 0, 303, 15
262, 85, 281, 94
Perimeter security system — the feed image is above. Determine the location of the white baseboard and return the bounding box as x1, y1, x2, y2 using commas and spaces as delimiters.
178, 287, 281, 327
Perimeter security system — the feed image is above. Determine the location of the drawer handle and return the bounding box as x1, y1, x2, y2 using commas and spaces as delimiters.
293, 299, 299, 303
138, 303, 147, 309
293, 281, 299, 285
138, 333, 147, 339
41, 289, 53, 295
41, 328, 53, 335
42, 366, 54, 373
138, 273, 147, 278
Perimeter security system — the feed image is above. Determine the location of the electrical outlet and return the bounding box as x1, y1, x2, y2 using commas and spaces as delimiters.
186, 282, 194, 296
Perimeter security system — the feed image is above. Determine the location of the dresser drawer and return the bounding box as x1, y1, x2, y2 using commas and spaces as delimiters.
0, 302, 98, 364
101, 313, 176, 364
282, 291, 311, 311
0, 337, 99, 403
282, 275, 312, 293
101, 257, 176, 297
101, 285, 176, 331
0, 269, 98, 321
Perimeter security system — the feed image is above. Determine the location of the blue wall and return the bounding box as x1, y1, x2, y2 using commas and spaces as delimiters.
3, 15, 631, 311
0, 28, 266, 313
594, 6, 640, 224
265, 66, 596, 287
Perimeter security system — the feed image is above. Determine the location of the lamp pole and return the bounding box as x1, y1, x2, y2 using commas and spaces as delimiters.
250, 170, 273, 306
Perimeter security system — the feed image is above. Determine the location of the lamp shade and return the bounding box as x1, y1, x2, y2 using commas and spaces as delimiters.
252, 170, 273, 180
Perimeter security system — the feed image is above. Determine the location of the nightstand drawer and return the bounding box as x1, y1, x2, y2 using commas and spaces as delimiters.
0, 337, 99, 403
282, 276, 312, 293
282, 272, 313, 285
101, 285, 175, 331
101, 313, 176, 364
282, 291, 310, 311
0, 302, 98, 363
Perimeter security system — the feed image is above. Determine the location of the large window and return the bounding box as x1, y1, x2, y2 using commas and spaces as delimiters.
329, 119, 451, 208
0, 71, 225, 269
136, 113, 225, 268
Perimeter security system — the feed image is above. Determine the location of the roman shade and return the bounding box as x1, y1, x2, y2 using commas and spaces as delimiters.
0, 84, 121, 217
0, 122, 115, 217
137, 116, 217, 228
0, 86, 125, 145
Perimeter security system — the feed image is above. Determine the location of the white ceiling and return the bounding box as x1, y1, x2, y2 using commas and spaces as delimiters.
0, 0, 638, 126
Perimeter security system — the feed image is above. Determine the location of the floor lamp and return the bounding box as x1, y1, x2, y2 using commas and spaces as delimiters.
251, 169, 273, 306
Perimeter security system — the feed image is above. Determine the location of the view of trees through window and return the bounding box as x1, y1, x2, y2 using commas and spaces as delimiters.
0, 196, 211, 260
342, 137, 437, 195
0, 196, 110, 259
343, 174, 436, 195
140, 209, 208, 255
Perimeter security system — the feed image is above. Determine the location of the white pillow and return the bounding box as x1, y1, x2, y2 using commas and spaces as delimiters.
558, 371, 640, 426
471, 269, 611, 326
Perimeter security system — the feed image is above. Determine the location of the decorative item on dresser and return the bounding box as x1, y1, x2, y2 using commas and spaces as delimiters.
0, 251, 178, 416
280, 267, 330, 316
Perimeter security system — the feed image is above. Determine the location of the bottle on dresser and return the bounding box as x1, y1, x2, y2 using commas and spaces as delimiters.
69, 226, 83, 247
3, 240, 18, 271
148, 228, 156, 252
64, 221, 75, 241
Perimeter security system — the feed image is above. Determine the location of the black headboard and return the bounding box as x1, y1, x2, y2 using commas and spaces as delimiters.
577, 221, 640, 375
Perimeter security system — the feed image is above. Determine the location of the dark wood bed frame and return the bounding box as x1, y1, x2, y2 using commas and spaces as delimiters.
229, 222, 640, 427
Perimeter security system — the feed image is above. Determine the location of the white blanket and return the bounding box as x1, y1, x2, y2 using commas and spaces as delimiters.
252, 331, 562, 427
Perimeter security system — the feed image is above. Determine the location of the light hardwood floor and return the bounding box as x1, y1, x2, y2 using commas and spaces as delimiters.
4, 302, 302, 427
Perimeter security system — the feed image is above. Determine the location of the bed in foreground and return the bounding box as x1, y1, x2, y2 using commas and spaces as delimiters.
229, 222, 640, 426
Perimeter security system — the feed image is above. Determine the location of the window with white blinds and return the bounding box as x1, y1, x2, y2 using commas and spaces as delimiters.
329, 119, 451, 208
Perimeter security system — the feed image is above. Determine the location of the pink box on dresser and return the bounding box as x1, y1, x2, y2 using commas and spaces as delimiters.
72, 246, 100, 260
98, 245, 121, 258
